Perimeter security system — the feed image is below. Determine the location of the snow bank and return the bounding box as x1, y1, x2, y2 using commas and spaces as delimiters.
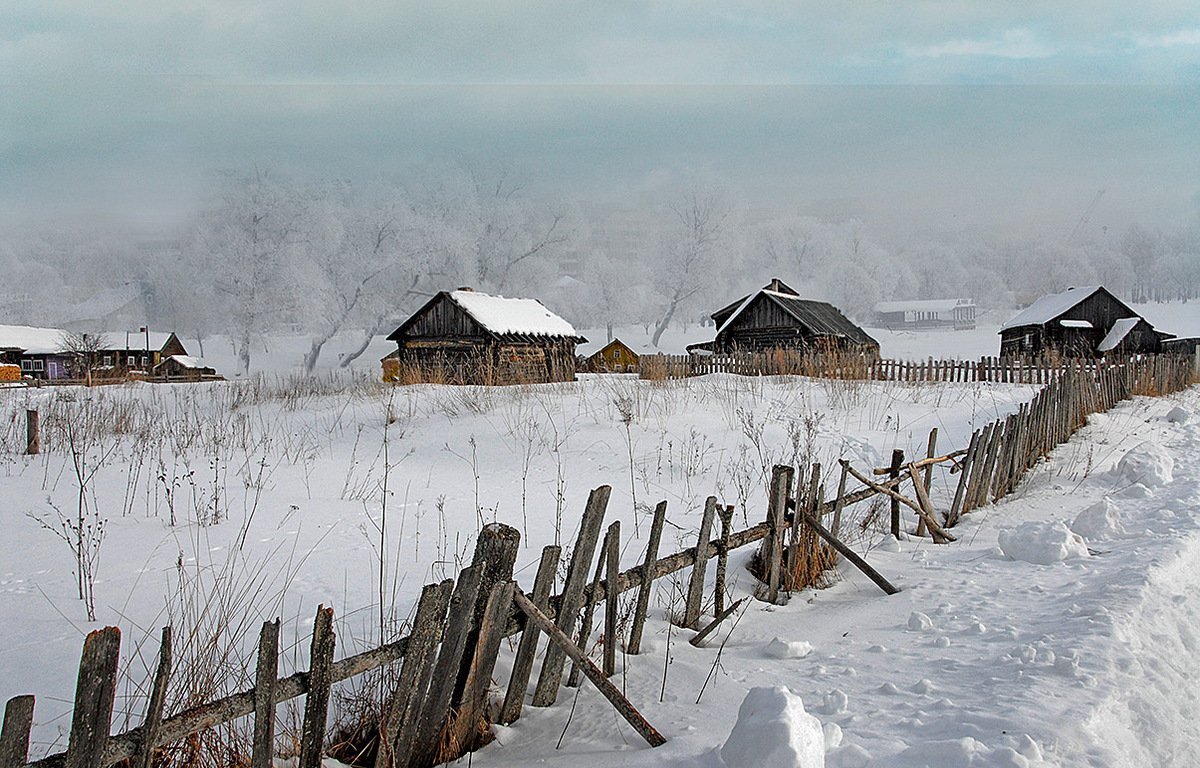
998, 521, 1090, 565
721, 686, 825, 768
1071, 498, 1125, 541
1115, 441, 1173, 488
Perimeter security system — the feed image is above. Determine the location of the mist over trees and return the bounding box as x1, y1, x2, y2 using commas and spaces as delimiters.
2, 166, 1198, 372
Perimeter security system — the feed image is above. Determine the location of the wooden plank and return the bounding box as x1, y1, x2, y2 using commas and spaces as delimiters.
499, 545, 560, 725
298, 606, 335, 768
683, 498, 717, 628
888, 450, 904, 539
800, 509, 899, 595
714, 504, 734, 615
65, 627, 121, 768
764, 466, 793, 604
627, 501, 666, 655
251, 619, 280, 768
408, 565, 483, 768
917, 429, 938, 537
841, 462, 956, 543
829, 462, 850, 551
689, 598, 746, 648
1, 696, 35, 768
375, 579, 453, 768
532, 485, 610, 707
453, 524, 521, 706
133, 627, 171, 768
568, 531, 611, 688
603, 522, 621, 677
513, 591, 666, 748
907, 464, 949, 544
25, 410, 38, 455
448, 581, 517, 754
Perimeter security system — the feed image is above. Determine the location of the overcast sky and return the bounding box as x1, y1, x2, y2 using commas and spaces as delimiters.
3, 2, 1199, 235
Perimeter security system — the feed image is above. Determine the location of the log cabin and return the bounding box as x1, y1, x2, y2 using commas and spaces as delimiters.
999, 286, 1170, 358
386, 288, 586, 385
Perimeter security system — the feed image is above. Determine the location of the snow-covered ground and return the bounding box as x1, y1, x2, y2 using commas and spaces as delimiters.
1, 369, 1198, 767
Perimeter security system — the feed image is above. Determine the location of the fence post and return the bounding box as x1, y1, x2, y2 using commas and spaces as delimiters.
532, 486, 609, 707
568, 530, 611, 688
714, 504, 734, 615
133, 627, 172, 768
888, 450, 904, 539
448, 581, 516, 754
603, 521, 621, 677
627, 501, 667, 655
1, 696, 35, 768
764, 465, 794, 604
500, 545, 560, 725
251, 619, 280, 768
683, 498, 717, 629
298, 606, 335, 768
64, 627, 121, 768
25, 410, 38, 455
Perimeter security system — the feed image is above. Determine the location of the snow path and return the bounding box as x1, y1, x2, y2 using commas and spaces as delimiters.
474, 387, 1200, 768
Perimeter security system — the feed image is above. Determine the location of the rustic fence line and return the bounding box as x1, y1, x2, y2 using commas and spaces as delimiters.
640, 349, 1200, 385
4, 354, 1195, 768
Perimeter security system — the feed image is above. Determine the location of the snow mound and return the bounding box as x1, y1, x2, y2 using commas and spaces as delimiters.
721, 686, 825, 768
998, 521, 1090, 565
1071, 497, 1125, 541
907, 611, 934, 631
765, 637, 814, 659
1115, 441, 1173, 488
1166, 405, 1191, 424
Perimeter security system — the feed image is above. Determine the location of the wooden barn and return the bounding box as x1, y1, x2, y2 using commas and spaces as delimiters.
999, 286, 1169, 358
688, 279, 880, 357
386, 288, 586, 385
584, 338, 640, 373
153, 354, 220, 382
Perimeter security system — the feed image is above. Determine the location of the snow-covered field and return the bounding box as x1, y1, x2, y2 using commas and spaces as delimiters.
1, 369, 1198, 767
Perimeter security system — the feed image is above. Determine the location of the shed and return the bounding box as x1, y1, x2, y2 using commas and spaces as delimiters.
688, 279, 879, 357
386, 288, 586, 385
154, 355, 220, 382
584, 338, 640, 373
999, 286, 1168, 358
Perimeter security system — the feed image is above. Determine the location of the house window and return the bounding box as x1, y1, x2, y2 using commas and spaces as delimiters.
103, 355, 112, 366
21, 360, 31, 371
33, 359, 44, 372
141, 356, 148, 367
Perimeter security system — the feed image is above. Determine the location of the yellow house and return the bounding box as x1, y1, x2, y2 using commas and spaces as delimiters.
585, 338, 640, 373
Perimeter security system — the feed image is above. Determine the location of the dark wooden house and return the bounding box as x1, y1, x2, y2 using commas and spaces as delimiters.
688, 279, 880, 357
386, 288, 586, 385
999, 286, 1169, 358
584, 338, 640, 373
153, 354, 220, 382
97, 331, 188, 376
0, 324, 78, 380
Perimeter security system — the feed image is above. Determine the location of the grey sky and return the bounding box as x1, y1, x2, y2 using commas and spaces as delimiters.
3, 2, 1200, 234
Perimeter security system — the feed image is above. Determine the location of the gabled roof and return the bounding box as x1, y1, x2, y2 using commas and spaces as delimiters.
1000, 286, 1111, 331
588, 338, 639, 360
711, 278, 801, 327
707, 285, 877, 349
388, 289, 585, 342
0, 325, 70, 355
104, 331, 179, 352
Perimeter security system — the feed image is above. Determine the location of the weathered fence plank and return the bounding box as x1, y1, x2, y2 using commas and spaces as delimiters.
627, 501, 667, 655
133, 627, 171, 768
251, 619, 280, 768
500, 545, 561, 725
1, 695, 35, 768
683, 498, 717, 628
65, 627, 121, 768
298, 606, 335, 768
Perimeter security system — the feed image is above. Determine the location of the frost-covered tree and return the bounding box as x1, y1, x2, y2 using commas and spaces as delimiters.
651, 189, 729, 347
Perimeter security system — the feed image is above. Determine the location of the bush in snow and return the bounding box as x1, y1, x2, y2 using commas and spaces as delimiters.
998, 521, 1090, 565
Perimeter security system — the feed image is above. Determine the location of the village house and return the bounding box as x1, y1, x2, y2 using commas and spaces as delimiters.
872, 298, 977, 330
999, 286, 1170, 358
583, 338, 640, 373
96, 330, 189, 377
386, 288, 586, 385
688, 279, 880, 358
0, 324, 77, 380
152, 354, 221, 381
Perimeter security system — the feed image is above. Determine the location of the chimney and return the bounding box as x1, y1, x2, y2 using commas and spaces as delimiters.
768, 278, 782, 292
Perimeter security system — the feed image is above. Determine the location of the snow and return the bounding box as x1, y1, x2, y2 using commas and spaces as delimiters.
1166, 405, 1190, 424
2, 350, 1200, 768
162, 354, 208, 370
1096, 317, 1140, 352
765, 638, 814, 659
449, 289, 580, 338
1059, 319, 1094, 329
1000, 286, 1101, 331
998, 521, 1090, 564
0, 324, 67, 354
719, 687, 825, 768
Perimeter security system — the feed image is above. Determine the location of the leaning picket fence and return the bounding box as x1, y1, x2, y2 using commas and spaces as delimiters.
3, 354, 1195, 768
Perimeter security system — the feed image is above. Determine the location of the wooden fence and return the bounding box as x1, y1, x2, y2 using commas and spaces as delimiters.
3, 354, 1196, 768
640, 349, 1200, 385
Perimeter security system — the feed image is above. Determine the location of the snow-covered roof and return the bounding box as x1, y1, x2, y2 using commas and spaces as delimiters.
1098, 318, 1141, 352
1001, 286, 1102, 331
105, 331, 176, 351
161, 354, 209, 370
1059, 319, 1094, 329
448, 290, 580, 338
873, 299, 974, 314
0, 325, 70, 355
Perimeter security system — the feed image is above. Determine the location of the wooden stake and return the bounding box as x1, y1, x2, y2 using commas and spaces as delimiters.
1, 696, 35, 768
25, 410, 38, 455
513, 590, 666, 748
568, 531, 611, 688
683, 498, 717, 628
298, 606, 335, 768
627, 501, 666, 655
604, 521, 621, 677
689, 598, 746, 648
448, 581, 516, 753
500, 545, 560, 725
714, 505, 734, 615
764, 466, 793, 604
251, 620, 280, 768
888, 449, 904, 539
65, 627, 121, 768
799, 509, 899, 595
133, 627, 172, 768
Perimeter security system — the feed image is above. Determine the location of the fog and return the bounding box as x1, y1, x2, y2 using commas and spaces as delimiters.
3, 4, 1199, 370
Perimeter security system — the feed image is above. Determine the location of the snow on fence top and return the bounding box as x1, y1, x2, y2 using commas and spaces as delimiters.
449, 289, 580, 338
1001, 286, 1101, 331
